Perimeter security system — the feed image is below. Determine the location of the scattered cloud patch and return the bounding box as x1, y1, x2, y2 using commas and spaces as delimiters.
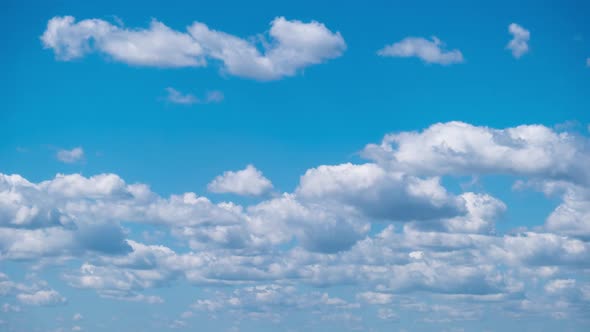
17, 289, 66, 306
165, 87, 224, 105
506, 23, 530, 58
378, 37, 464, 65
165, 88, 198, 105
56, 147, 84, 163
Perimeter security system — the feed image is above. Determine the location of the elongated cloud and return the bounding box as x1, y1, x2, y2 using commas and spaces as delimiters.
165, 88, 224, 105
41, 16, 346, 80
378, 37, 464, 65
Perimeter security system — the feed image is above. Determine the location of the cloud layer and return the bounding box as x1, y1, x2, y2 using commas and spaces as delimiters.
2, 122, 590, 329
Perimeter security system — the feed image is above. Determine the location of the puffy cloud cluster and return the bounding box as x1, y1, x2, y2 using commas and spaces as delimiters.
2, 122, 590, 328
41, 16, 346, 80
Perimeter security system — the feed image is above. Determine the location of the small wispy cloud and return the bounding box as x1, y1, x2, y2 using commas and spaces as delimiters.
165, 88, 224, 105
586, 57, 590, 67
377, 36, 463, 65
56, 147, 84, 163
506, 23, 530, 58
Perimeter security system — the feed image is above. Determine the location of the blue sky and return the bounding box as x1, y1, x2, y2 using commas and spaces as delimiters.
1, 0, 590, 331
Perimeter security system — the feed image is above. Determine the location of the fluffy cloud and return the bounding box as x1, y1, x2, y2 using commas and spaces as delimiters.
41, 16, 204, 67
506, 23, 530, 58
208, 165, 273, 196
247, 193, 369, 253
377, 37, 464, 65
542, 182, 590, 237
42, 16, 346, 80
56, 147, 84, 163
363, 121, 590, 185
296, 163, 466, 221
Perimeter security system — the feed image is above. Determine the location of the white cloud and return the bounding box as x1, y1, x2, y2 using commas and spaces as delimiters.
41, 16, 204, 67
506, 23, 530, 58
296, 163, 466, 221
247, 193, 369, 253
17, 289, 66, 306
363, 121, 590, 185
165, 88, 198, 105
543, 182, 590, 237
189, 16, 346, 80
72, 313, 83, 321
56, 147, 84, 163
165, 88, 224, 105
42, 16, 346, 80
545, 279, 575, 294
377, 37, 464, 65
208, 165, 273, 196
192, 284, 357, 322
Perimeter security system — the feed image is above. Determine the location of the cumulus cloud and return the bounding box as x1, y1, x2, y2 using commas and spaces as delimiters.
363, 121, 590, 185
542, 182, 590, 237
296, 163, 466, 221
208, 165, 273, 196
377, 37, 464, 65
506, 23, 530, 58
42, 16, 346, 80
56, 147, 84, 163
